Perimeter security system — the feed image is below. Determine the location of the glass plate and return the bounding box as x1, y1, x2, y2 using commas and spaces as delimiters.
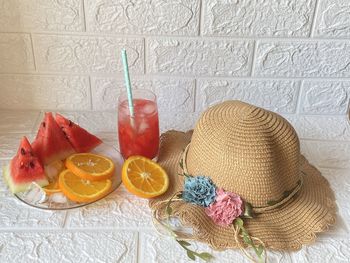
14, 143, 123, 210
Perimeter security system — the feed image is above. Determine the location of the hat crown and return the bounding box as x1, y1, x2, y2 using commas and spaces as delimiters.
186, 101, 301, 207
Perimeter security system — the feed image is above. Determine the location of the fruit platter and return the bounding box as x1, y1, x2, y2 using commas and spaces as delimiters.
2, 112, 123, 210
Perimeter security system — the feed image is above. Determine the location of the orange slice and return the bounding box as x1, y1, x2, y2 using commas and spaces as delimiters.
65, 153, 115, 181
58, 169, 111, 203
122, 156, 169, 198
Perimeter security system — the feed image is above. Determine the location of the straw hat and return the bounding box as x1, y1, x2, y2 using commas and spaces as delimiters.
150, 100, 336, 250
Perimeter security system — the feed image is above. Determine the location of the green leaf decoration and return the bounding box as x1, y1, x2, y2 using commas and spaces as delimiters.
243, 235, 252, 245
242, 202, 254, 218
282, 190, 292, 198
166, 205, 173, 216
199, 252, 214, 261
165, 191, 183, 218
176, 239, 214, 262
243, 228, 249, 236
179, 159, 184, 169
234, 218, 266, 263
178, 240, 191, 247
235, 218, 244, 228
257, 245, 264, 256
187, 251, 196, 261
267, 200, 278, 206
184, 172, 192, 178
177, 172, 192, 178
267, 180, 301, 206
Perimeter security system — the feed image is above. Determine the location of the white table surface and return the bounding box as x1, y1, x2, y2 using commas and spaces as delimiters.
0, 110, 349, 263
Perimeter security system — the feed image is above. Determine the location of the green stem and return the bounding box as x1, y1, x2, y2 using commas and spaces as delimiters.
164, 192, 212, 262
176, 240, 213, 262
251, 242, 263, 263
238, 223, 265, 263
164, 192, 183, 237
246, 234, 262, 261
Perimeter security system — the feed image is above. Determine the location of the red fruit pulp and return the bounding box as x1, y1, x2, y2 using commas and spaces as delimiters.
32, 112, 75, 164
10, 137, 46, 184
118, 99, 159, 159
55, 113, 102, 153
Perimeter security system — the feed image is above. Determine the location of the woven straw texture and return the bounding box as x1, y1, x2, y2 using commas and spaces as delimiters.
149, 101, 336, 250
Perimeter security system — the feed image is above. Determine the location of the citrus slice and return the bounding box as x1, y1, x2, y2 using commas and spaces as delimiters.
122, 156, 169, 198
43, 181, 61, 195
58, 169, 111, 203
65, 153, 115, 181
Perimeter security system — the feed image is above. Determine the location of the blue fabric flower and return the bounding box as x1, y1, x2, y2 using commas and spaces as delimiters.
182, 176, 217, 207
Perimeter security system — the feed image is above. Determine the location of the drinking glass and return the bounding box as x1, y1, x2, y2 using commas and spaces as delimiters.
118, 89, 160, 160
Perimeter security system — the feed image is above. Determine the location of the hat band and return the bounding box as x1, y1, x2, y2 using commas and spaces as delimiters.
181, 143, 304, 214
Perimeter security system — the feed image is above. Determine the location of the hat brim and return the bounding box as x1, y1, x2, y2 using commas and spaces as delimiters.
149, 130, 337, 250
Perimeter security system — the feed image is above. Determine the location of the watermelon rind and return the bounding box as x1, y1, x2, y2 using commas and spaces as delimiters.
2, 165, 10, 190
3, 165, 49, 194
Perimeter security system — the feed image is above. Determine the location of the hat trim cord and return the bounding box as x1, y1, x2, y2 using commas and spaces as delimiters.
181, 143, 305, 214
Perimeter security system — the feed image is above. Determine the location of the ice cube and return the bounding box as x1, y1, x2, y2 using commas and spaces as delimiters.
44, 165, 59, 183
21, 182, 48, 204
142, 103, 156, 115
49, 193, 68, 204
137, 120, 149, 133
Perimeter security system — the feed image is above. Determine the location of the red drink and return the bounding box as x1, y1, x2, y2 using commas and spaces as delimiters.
118, 95, 159, 159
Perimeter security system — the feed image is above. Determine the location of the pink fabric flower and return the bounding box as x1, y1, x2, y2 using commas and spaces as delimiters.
205, 188, 243, 227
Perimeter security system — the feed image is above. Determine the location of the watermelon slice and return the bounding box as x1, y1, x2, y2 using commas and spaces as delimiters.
32, 112, 75, 164
55, 113, 102, 153
3, 137, 48, 193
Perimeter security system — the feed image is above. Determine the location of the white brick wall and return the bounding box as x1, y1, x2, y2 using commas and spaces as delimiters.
0, 0, 348, 121
202, 0, 317, 37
